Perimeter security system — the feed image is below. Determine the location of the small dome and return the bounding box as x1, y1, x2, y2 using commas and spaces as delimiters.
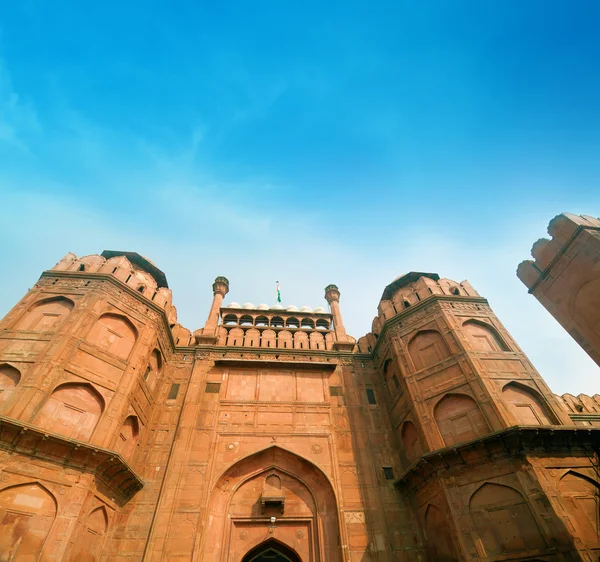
313, 306, 326, 313
242, 302, 256, 309
300, 306, 313, 313
257, 303, 269, 310
271, 304, 284, 310
226, 302, 241, 308
286, 305, 299, 312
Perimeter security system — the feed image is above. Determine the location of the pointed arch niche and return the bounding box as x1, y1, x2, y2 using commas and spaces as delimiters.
0, 364, 21, 405
558, 471, 600, 544
14, 296, 74, 332
408, 330, 451, 371
423, 504, 459, 561
115, 415, 140, 461
241, 538, 302, 562
502, 382, 555, 425
434, 393, 491, 446
203, 446, 341, 562
469, 482, 546, 557
462, 319, 509, 352
86, 313, 137, 360
0, 482, 57, 559
68, 505, 109, 561
36, 383, 105, 441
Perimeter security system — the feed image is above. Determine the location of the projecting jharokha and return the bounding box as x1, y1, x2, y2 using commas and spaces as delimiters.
1, 213, 600, 562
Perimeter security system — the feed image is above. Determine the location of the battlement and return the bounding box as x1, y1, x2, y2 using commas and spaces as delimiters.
517, 213, 600, 289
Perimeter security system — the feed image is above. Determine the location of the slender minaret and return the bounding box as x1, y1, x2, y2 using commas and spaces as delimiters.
195, 276, 229, 345
324, 284, 354, 351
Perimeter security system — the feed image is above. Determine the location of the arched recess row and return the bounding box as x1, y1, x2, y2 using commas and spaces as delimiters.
35, 382, 105, 441
502, 382, 556, 425
202, 446, 342, 562
434, 393, 491, 447
408, 330, 451, 371
469, 482, 546, 557
0, 482, 58, 559
462, 319, 510, 352
13, 296, 75, 332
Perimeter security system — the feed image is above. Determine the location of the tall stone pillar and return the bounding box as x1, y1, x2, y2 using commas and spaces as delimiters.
195, 276, 229, 345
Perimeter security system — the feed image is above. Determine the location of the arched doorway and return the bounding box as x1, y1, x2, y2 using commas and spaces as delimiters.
242, 539, 301, 562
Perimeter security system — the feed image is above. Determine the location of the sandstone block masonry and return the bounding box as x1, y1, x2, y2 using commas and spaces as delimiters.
0, 237, 599, 561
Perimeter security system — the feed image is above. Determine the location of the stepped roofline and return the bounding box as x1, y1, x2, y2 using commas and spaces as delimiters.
101, 250, 169, 288
381, 272, 439, 301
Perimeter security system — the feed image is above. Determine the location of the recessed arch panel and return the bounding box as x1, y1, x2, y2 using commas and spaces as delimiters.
502, 382, 554, 425
408, 330, 451, 371
434, 393, 491, 446
574, 277, 600, 336
14, 296, 74, 332
0, 364, 21, 404
86, 313, 137, 359
36, 382, 104, 441
558, 471, 600, 544
463, 319, 509, 352
469, 482, 545, 557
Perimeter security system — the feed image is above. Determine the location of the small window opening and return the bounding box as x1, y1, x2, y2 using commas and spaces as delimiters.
300, 342, 303, 349
428, 287, 433, 294
183, 354, 187, 360
206, 382, 221, 393
143, 367, 151, 381
78, 263, 86, 271
368, 346, 372, 353
284, 342, 287, 348
176, 338, 180, 344
392, 375, 400, 389
383, 467, 394, 480
267, 341, 271, 347
361, 361, 365, 368
152, 291, 157, 300
366, 388, 377, 405
168, 383, 180, 400
251, 340, 254, 346
415, 293, 421, 301
403, 301, 410, 309
233, 339, 237, 346
112, 267, 118, 274
125, 274, 132, 283
451, 287, 460, 295
138, 286, 145, 293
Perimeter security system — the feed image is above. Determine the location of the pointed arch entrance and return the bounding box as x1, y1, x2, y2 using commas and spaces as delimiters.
201, 446, 341, 562
241, 538, 301, 562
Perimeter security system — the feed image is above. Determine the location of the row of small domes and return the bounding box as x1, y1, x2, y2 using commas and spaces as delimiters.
226, 302, 326, 313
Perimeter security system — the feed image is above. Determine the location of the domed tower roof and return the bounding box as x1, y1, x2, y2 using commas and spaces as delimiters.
380, 272, 439, 301
101, 250, 169, 288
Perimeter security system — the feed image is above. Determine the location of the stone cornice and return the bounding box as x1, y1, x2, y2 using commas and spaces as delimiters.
395, 426, 600, 492
0, 415, 143, 504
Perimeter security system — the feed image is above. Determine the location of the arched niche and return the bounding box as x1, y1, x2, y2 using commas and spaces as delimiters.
408, 330, 451, 371
204, 446, 341, 562
309, 331, 325, 350
227, 327, 244, 347
293, 331, 309, 350
115, 415, 140, 461
401, 420, 422, 462
36, 383, 104, 441
0, 364, 21, 403
0, 482, 57, 559
434, 393, 491, 446
86, 313, 137, 360
502, 382, 555, 425
277, 330, 293, 349
14, 296, 74, 332
462, 319, 510, 352
143, 349, 163, 390
574, 277, 600, 335
470, 483, 546, 557
68, 505, 109, 561
241, 538, 302, 562
244, 328, 260, 348
424, 504, 459, 561
558, 471, 600, 544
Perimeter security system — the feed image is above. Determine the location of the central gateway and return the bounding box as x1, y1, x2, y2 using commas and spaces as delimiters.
241, 539, 302, 562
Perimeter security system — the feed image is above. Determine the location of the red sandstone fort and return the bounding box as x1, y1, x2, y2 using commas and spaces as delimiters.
0, 212, 600, 561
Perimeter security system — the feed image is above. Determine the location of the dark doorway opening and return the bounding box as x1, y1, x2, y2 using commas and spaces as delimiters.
241, 538, 302, 562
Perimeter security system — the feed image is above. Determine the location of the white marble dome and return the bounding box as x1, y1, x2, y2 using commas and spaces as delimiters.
286, 305, 299, 312
313, 306, 326, 313
242, 302, 256, 310
257, 303, 269, 310
300, 306, 313, 313
226, 302, 241, 308
271, 304, 284, 310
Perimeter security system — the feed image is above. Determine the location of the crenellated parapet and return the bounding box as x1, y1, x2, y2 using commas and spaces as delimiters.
517, 212, 600, 367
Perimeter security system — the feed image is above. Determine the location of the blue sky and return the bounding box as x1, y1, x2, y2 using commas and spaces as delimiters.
1, 1, 599, 394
